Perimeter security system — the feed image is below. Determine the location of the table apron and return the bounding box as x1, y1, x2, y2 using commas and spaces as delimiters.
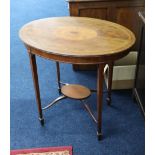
26, 45, 131, 65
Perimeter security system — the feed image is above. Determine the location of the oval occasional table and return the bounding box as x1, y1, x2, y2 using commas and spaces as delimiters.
19, 17, 135, 140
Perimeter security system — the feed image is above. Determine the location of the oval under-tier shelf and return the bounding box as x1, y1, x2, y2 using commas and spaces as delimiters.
61, 84, 91, 100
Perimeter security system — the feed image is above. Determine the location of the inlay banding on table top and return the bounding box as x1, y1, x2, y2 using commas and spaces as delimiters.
19, 17, 136, 140
19, 17, 135, 57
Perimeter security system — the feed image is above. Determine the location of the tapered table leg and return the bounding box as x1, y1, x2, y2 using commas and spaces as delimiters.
56, 62, 61, 94
97, 63, 105, 140
28, 53, 44, 126
106, 62, 114, 106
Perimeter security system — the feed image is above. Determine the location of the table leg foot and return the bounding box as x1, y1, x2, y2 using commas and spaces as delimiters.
39, 117, 44, 126
97, 132, 103, 141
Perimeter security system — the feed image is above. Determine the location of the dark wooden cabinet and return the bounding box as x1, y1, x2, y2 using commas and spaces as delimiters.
67, 0, 145, 70
133, 11, 145, 116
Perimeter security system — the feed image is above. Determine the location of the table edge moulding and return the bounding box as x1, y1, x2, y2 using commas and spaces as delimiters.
19, 17, 136, 140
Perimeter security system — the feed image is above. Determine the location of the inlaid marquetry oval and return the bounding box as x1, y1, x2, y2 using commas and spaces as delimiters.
19, 17, 136, 57
52, 26, 97, 41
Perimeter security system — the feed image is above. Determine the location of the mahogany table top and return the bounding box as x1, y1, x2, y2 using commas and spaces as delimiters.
19, 17, 135, 58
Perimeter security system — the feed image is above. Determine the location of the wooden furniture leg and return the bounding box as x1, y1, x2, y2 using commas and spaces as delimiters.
56, 62, 61, 94
28, 53, 44, 126
106, 62, 114, 106
97, 63, 105, 140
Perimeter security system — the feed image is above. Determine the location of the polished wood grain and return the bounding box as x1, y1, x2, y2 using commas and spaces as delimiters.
61, 84, 91, 99
19, 17, 135, 140
97, 63, 105, 140
56, 62, 61, 94
28, 53, 44, 125
68, 0, 144, 51
20, 17, 135, 61
67, 0, 144, 70
106, 62, 114, 105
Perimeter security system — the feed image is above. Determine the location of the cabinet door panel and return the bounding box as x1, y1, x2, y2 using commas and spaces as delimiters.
79, 8, 108, 19
115, 7, 144, 50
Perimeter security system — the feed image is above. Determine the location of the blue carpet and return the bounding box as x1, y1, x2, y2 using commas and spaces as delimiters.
10, 0, 145, 154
